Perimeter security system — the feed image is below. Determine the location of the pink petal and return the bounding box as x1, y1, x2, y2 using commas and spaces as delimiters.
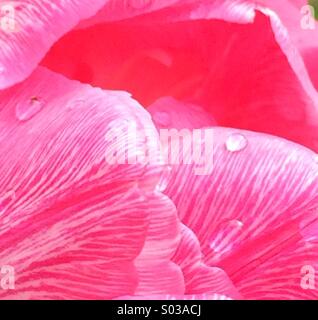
135, 193, 184, 296
160, 126, 318, 299
78, 0, 255, 26
0, 67, 181, 299
42, 1, 318, 151
172, 224, 241, 299
148, 97, 216, 130
78, 0, 197, 26
254, 0, 318, 90
0, 0, 108, 89
303, 48, 318, 91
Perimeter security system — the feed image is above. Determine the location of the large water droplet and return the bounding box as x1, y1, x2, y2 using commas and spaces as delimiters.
156, 166, 172, 192
210, 219, 244, 260
16, 96, 45, 121
153, 112, 171, 127
300, 215, 318, 243
225, 133, 248, 152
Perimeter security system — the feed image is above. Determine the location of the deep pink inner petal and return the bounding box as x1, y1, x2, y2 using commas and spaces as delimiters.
42, 8, 318, 151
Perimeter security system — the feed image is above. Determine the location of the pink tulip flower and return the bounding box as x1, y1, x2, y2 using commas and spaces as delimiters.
0, 0, 317, 300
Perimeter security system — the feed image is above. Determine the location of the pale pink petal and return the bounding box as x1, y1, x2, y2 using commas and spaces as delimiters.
0, 67, 181, 299
160, 126, 318, 299
148, 97, 216, 130
134, 262, 184, 296
135, 193, 184, 296
78, 0, 197, 26
0, 0, 108, 89
172, 225, 241, 299
78, 0, 255, 27
0, 185, 145, 299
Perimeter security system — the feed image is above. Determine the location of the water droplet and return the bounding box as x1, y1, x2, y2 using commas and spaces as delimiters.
0, 66, 5, 75
156, 166, 172, 192
16, 96, 45, 121
314, 154, 318, 163
0, 190, 16, 213
210, 219, 244, 260
153, 112, 171, 127
300, 215, 318, 243
225, 133, 248, 152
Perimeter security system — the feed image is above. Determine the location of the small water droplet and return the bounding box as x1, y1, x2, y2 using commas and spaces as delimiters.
16, 96, 45, 121
156, 166, 172, 192
300, 215, 318, 243
0, 190, 16, 213
153, 112, 171, 127
210, 219, 244, 260
225, 133, 248, 152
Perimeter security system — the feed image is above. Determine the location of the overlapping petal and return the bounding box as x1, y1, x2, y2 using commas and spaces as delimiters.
150, 119, 318, 299
254, 0, 318, 89
0, 0, 109, 89
148, 97, 216, 130
0, 67, 182, 299
171, 224, 241, 299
